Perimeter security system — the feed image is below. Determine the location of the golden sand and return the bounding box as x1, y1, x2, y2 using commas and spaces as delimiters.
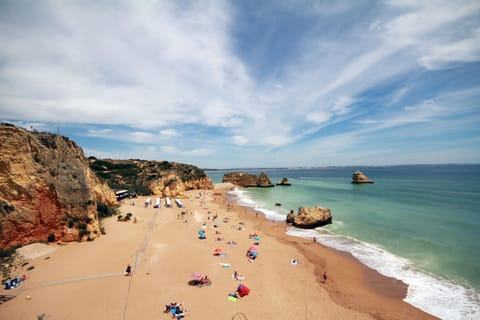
0, 184, 436, 319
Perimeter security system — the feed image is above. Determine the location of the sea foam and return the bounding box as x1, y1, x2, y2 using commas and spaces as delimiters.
286, 227, 480, 320
229, 189, 480, 319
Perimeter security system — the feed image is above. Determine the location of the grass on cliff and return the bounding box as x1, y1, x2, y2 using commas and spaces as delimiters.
88, 157, 208, 196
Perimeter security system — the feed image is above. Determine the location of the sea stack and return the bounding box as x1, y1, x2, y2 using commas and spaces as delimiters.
351, 170, 374, 184
286, 206, 332, 229
276, 177, 291, 186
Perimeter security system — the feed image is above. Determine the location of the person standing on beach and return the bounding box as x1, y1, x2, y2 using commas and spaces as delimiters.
126, 264, 132, 276
323, 271, 327, 283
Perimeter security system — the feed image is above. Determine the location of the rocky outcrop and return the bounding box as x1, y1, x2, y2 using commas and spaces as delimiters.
286, 206, 332, 228
352, 170, 374, 184
0, 123, 117, 249
89, 158, 214, 198
222, 171, 274, 188
276, 177, 291, 186
149, 174, 213, 198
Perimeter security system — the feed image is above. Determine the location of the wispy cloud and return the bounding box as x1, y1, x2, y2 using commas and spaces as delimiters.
0, 0, 479, 167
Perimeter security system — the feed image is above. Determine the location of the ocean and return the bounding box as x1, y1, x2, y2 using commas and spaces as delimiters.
206, 165, 480, 320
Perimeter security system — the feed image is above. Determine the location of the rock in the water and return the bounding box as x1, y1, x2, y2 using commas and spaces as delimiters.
286, 206, 332, 229
351, 170, 374, 184
276, 177, 291, 186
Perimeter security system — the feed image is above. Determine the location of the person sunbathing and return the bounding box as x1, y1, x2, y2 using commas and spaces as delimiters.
164, 302, 177, 313
199, 276, 210, 286
171, 304, 187, 319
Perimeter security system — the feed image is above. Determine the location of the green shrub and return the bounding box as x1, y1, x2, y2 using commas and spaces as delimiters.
97, 202, 116, 219
78, 229, 88, 239
47, 233, 55, 242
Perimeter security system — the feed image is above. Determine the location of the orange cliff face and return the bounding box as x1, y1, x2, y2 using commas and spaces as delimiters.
149, 174, 213, 198
0, 123, 117, 249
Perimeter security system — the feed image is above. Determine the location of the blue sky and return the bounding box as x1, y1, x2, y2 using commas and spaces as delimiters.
1, 0, 479, 168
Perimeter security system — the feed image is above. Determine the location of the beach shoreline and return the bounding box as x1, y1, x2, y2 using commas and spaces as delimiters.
0, 184, 437, 319
212, 183, 437, 320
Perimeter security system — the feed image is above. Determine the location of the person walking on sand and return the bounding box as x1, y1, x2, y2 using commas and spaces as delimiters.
126, 264, 132, 276
323, 271, 327, 283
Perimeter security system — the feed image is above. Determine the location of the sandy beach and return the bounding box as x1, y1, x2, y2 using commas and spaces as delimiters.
0, 184, 437, 319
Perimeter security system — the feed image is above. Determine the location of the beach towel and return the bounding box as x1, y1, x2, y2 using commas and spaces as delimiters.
228, 295, 238, 302
219, 263, 231, 268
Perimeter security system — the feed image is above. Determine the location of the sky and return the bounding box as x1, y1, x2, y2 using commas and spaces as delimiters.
1, 0, 480, 169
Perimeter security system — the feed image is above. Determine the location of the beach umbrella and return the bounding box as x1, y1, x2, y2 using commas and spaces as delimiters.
214, 248, 222, 253
198, 229, 205, 235
255, 237, 261, 241
191, 272, 203, 280
250, 251, 258, 257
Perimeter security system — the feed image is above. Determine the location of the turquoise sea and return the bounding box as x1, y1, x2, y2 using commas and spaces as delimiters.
206, 165, 480, 320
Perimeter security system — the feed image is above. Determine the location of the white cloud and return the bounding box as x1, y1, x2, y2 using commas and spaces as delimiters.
306, 112, 331, 124
159, 129, 181, 138
0, 1, 252, 130
185, 148, 212, 156
160, 145, 180, 154
1, 1, 479, 167
419, 28, 480, 69
130, 131, 156, 143
232, 135, 249, 146
260, 135, 295, 147
87, 129, 114, 138
332, 96, 355, 115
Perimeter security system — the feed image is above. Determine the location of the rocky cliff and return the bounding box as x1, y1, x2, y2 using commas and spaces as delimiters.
286, 206, 332, 228
0, 123, 117, 249
222, 171, 274, 187
89, 158, 213, 198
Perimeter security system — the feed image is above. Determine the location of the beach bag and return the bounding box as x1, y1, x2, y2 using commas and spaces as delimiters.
239, 284, 250, 297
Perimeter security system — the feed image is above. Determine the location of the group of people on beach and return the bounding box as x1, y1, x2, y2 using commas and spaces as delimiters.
164, 302, 187, 319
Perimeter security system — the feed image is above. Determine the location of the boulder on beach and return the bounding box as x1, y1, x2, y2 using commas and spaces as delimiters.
286, 206, 332, 229
351, 170, 374, 184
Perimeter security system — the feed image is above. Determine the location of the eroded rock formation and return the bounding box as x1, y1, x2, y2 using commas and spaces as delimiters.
276, 177, 291, 186
351, 170, 374, 184
0, 123, 117, 249
149, 174, 213, 198
222, 171, 274, 188
286, 206, 332, 228
89, 158, 214, 198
